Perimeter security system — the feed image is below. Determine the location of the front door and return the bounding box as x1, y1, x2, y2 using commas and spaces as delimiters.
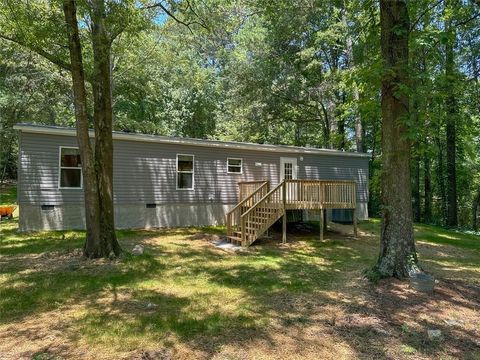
280, 157, 298, 180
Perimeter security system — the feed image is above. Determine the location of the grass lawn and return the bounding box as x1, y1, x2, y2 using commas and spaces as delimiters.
0, 184, 17, 205
0, 217, 479, 360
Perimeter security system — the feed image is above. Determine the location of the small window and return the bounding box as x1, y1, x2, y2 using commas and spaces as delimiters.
59, 147, 82, 189
177, 154, 194, 190
227, 158, 242, 174
284, 162, 293, 180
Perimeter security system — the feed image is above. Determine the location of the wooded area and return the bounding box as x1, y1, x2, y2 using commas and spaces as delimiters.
0, 1, 479, 256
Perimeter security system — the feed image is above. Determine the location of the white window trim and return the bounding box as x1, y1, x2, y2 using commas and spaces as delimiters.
58, 146, 83, 190
176, 153, 195, 191
280, 157, 298, 180
227, 157, 243, 174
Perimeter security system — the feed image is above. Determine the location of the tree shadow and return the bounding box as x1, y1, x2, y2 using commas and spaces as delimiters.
1, 221, 479, 359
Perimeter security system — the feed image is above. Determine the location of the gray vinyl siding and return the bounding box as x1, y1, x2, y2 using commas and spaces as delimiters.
18, 132, 369, 206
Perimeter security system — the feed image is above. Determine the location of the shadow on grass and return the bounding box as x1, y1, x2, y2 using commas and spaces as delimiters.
1, 219, 479, 358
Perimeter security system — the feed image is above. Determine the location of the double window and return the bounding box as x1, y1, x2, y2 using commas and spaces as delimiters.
177, 154, 194, 190
59, 147, 82, 189
227, 158, 242, 174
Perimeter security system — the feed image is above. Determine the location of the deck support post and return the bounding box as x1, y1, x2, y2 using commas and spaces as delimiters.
241, 216, 246, 247
323, 209, 327, 232
353, 207, 358, 239
282, 180, 287, 244
319, 208, 324, 241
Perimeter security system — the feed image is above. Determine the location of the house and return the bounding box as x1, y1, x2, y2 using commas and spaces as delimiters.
14, 123, 370, 243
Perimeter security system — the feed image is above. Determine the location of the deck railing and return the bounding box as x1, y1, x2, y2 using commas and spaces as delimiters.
283, 179, 356, 209
229, 179, 358, 247
226, 181, 270, 237
238, 180, 269, 201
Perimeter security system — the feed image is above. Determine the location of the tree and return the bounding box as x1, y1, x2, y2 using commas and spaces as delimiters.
375, 0, 418, 277
0, 0, 145, 257
63, 0, 120, 258
444, 0, 459, 227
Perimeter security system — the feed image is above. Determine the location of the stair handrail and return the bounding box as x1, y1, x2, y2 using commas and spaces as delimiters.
226, 180, 270, 236
240, 181, 284, 220
240, 181, 285, 245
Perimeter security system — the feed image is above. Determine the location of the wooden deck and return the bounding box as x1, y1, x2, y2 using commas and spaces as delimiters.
226, 179, 357, 246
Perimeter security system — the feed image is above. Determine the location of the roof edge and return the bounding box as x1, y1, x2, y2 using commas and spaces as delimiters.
13, 123, 372, 158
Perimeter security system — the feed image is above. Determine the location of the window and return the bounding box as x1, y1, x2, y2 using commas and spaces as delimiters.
284, 162, 293, 180
176, 154, 194, 190
59, 147, 82, 189
227, 158, 242, 174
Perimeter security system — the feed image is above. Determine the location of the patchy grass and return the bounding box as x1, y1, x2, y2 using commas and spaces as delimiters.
0, 184, 16, 205
0, 218, 479, 360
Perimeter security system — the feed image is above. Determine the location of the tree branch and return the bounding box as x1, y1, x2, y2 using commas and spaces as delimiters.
141, 1, 209, 34
453, 11, 480, 27
0, 33, 72, 72
410, 0, 444, 31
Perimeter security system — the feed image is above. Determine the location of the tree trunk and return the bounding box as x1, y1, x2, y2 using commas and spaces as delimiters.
336, 117, 346, 150
353, 89, 366, 153
376, 0, 417, 278
435, 135, 447, 224
63, 0, 103, 255
423, 152, 432, 223
90, 0, 121, 257
63, 0, 120, 258
445, 14, 458, 227
344, 6, 365, 154
472, 189, 480, 231
412, 148, 421, 223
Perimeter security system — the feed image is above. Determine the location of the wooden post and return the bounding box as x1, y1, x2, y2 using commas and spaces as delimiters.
353, 207, 358, 238
323, 209, 327, 232
353, 182, 357, 238
319, 208, 324, 241
226, 213, 231, 237
282, 181, 287, 244
241, 216, 246, 246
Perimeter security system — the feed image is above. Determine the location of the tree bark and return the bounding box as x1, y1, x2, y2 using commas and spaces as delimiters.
63, 0, 121, 258
63, 0, 102, 255
473, 188, 480, 231
435, 134, 447, 224
90, 0, 121, 257
376, 0, 418, 278
423, 152, 432, 223
445, 13, 458, 227
353, 89, 365, 153
412, 148, 421, 223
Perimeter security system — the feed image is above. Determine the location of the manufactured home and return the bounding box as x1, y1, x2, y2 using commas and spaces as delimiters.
14, 124, 369, 245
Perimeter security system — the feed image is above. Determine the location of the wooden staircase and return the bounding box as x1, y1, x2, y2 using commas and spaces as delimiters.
226, 181, 270, 246
226, 179, 358, 247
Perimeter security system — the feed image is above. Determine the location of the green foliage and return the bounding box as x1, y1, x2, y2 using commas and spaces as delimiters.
0, 0, 479, 229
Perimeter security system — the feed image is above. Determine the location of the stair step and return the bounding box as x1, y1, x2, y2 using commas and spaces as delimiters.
246, 221, 270, 225
227, 236, 243, 245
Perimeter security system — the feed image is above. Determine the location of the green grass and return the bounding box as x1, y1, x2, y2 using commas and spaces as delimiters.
0, 184, 17, 205
363, 218, 480, 251
0, 217, 479, 359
